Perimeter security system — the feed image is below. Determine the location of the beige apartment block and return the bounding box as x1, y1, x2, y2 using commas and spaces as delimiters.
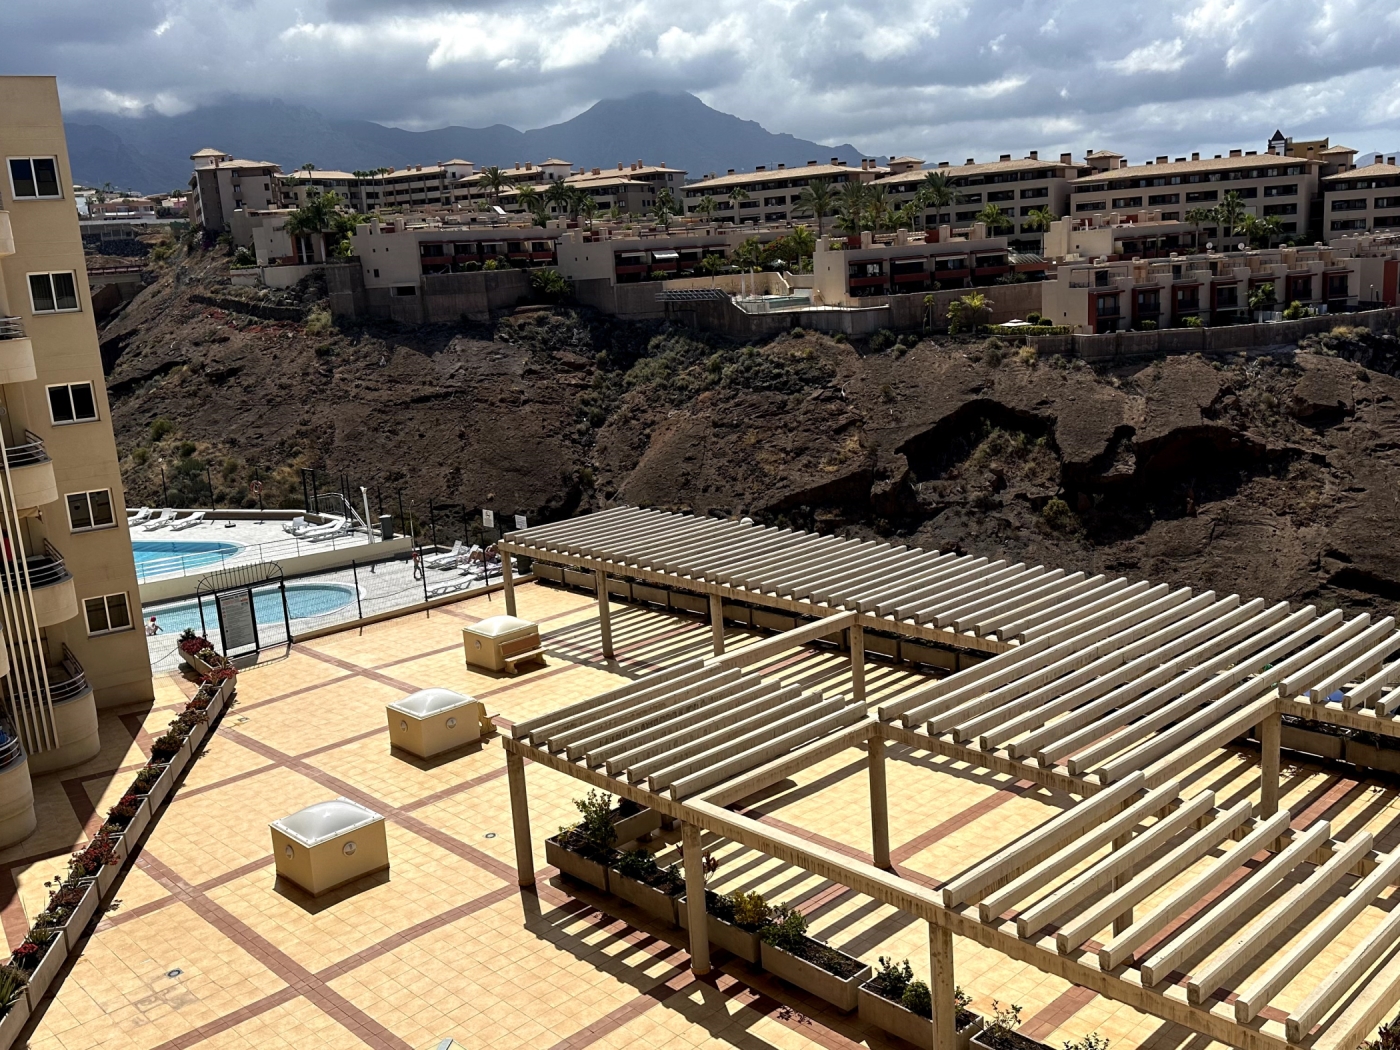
1043, 214, 1204, 260
1323, 157, 1400, 242
0, 77, 152, 839
279, 161, 473, 213
681, 159, 883, 224
188, 148, 281, 235
1069, 150, 1322, 243
875, 152, 1088, 251
1042, 242, 1382, 332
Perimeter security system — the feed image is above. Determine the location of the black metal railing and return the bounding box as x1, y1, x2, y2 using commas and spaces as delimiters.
7, 647, 89, 706
0, 721, 22, 769
4, 432, 49, 469
0, 540, 71, 593
0, 318, 22, 341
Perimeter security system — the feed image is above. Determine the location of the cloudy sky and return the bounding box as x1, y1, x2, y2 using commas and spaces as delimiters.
4, 0, 1399, 161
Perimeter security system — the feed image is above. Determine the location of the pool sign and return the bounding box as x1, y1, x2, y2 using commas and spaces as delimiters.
514, 514, 527, 531
481, 509, 494, 529
217, 588, 257, 651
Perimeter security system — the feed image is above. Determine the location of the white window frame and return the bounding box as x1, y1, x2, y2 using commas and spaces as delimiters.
84, 592, 132, 636
66, 488, 116, 533
47, 382, 99, 425
28, 271, 81, 314
7, 156, 63, 201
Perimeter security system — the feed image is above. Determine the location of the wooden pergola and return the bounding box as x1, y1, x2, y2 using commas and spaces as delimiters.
497, 508, 1400, 1050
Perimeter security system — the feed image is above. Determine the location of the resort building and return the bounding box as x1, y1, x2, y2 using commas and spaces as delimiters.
1042, 213, 1204, 261
0, 76, 152, 842
187, 148, 282, 234
681, 160, 884, 224
875, 152, 1089, 252
1322, 157, 1400, 241
1068, 151, 1322, 244
279, 162, 473, 212
1041, 242, 1385, 332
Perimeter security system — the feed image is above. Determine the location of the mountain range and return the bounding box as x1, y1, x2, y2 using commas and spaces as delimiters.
63, 92, 870, 194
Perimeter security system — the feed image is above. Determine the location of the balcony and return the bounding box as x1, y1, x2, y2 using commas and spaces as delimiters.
0, 540, 78, 627
0, 212, 11, 257
4, 433, 56, 511
0, 319, 35, 385
8, 646, 89, 708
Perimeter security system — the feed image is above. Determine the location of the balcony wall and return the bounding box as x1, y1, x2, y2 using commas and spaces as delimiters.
0, 212, 12, 257
0, 335, 36, 385
8, 458, 56, 512
0, 753, 34, 848
27, 692, 99, 774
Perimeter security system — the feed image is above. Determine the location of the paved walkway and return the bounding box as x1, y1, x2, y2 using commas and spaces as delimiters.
16, 582, 1400, 1050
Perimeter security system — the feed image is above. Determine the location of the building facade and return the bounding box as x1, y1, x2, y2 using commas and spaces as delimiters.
1322, 158, 1400, 241
812, 226, 1046, 303
0, 77, 153, 843
681, 160, 882, 224
188, 148, 282, 234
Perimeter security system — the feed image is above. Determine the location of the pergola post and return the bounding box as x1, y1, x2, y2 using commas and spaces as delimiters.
505, 749, 534, 887
929, 921, 956, 1050
595, 568, 614, 660
850, 623, 866, 704
683, 822, 711, 975
709, 592, 725, 655
502, 551, 517, 617
1259, 712, 1281, 818
869, 734, 892, 869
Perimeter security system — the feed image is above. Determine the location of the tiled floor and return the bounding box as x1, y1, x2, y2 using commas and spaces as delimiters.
16, 581, 1400, 1050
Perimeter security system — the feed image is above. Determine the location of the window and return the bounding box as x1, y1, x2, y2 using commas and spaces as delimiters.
1263, 203, 1298, 216
8, 157, 61, 199
955, 210, 980, 221
1148, 193, 1179, 205
1076, 201, 1106, 212
1020, 187, 1049, 199
1376, 198, 1400, 210
1161, 211, 1181, 221
84, 592, 132, 636
391, 286, 417, 297
1185, 190, 1218, 203
67, 489, 115, 532
48, 382, 98, 424
1216, 285, 1239, 307
1331, 218, 1367, 231
1096, 294, 1120, 316
1263, 184, 1297, 197
763, 196, 786, 206
956, 193, 983, 204
28, 272, 79, 313
987, 190, 1015, 202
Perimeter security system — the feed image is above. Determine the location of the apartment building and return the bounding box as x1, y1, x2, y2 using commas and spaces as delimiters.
347, 216, 555, 287
188, 148, 281, 234
1043, 213, 1203, 260
0, 77, 153, 842
1322, 157, 1400, 241
280, 162, 473, 212
812, 225, 1047, 303
1043, 242, 1376, 332
1069, 150, 1322, 242
875, 152, 1088, 251
451, 159, 574, 207
681, 160, 883, 224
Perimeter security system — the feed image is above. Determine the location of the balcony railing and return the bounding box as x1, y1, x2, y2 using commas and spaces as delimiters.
4, 432, 49, 470
7, 645, 88, 706
0, 318, 23, 341
0, 539, 71, 593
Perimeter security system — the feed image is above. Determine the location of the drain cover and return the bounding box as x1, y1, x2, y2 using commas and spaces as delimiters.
484, 832, 496, 839
166, 969, 183, 978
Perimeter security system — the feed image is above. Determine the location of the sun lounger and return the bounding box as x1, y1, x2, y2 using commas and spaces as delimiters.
170, 510, 206, 531
424, 540, 464, 570
282, 516, 307, 535
142, 509, 177, 531
303, 516, 348, 542
127, 507, 153, 524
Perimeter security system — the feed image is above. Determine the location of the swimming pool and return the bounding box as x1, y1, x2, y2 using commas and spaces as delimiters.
143, 582, 357, 637
132, 539, 242, 578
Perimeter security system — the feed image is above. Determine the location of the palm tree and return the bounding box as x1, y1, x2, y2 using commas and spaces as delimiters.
792, 179, 834, 236
733, 237, 763, 278
975, 203, 1013, 234
284, 191, 340, 262
728, 186, 750, 221
652, 187, 677, 229
1215, 190, 1247, 240
1023, 206, 1058, 233
565, 186, 588, 220
578, 196, 598, 231
946, 291, 992, 334
515, 184, 540, 217
609, 203, 624, 222
867, 187, 893, 233
895, 201, 923, 231
786, 225, 815, 271
916, 172, 955, 226
838, 179, 871, 231
701, 253, 725, 286
544, 179, 571, 216
694, 194, 717, 223
481, 166, 507, 205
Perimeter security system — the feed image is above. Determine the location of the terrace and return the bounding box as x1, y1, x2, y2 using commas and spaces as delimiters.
14, 507, 1400, 1050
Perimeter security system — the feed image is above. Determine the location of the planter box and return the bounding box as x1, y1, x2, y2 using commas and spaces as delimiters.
858, 984, 983, 1050
760, 940, 871, 1013
123, 799, 152, 845
140, 764, 176, 811
972, 1031, 1054, 1050
608, 870, 681, 925
545, 837, 609, 892
677, 899, 763, 964
93, 859, 120, 898
612, 808, 663, 845
1346, 740, 1400, 774
668, 591, 707, 614
633, 584, 669, 606
0, 994, 30, 1049
22, 927, 70, 1010
62, 883, 100, 941
186, 718, 208, 753
1280, 725, 1343, 761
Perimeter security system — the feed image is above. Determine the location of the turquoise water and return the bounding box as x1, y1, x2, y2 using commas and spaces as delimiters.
143, 582, 356, 637
132, 539, 242, 577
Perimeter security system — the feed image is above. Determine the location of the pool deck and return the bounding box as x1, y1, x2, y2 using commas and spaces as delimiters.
21, 580, 1400, 1050
130, 517, 378, 584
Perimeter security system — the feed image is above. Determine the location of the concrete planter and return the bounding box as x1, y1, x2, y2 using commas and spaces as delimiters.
1345, 740, 1400, 774
760, 940, 871, 1013
0, 993, 29, 1050
93, 856, 120, 898
139, 763, 175, 810
1280, 725, 1343, 761
677, 899, 764, 964
611, 808, 663, 846
186, 717, 209, 753
21, 927, 69, 1010
123, 799, 152, 845
62, 883, 100, 941
608, 870, 681, 925
545, 836, 609, 892
858, 984, 983, 1050
972, 1028, 1054, 1050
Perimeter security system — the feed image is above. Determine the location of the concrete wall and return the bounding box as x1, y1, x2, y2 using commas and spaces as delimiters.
189, 293, 307, 322
421, 268, 533, 322
1028, 305, 1400, 362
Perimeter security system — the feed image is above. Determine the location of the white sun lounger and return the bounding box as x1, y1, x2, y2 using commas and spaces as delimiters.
170, 510, 206, 531
282, 515, 307, 535
424, 541, 464, 570
142, 509, 177, 531
303, 516, 348, 542
127, 507, 153, 524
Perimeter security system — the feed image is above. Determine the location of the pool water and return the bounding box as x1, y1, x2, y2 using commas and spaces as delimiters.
143, 582, 357, 637
132, 540, 242, 576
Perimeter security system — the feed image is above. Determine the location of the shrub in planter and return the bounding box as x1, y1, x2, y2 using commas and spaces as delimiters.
68, 834, 117, 881
177, 629, 211, 656
103, 793, 140, 834
545, 790, 621, 892
0, 964, 27, 1011
609, 849, 684, 924
150, 730, 187, 761
758, 906, 871, 1012
131, 763, 164, 795
972, 1000, 1053, 1050
680, 888, 774, 964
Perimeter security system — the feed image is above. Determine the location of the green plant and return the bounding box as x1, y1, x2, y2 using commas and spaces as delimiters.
874, 956, 914, 999
1181, 314, 1204, 328
1019, 344, 1037, 366
231, 246, 256, 268
530, 268, 570, 302
1063, 1034, 1110, 1050
177, 441, 197, 458
1041, 498, 1077, 532
573, 789, 617, 850
947, 292, 992, 335
728, 890, 772, 929
1363, 1017, 1400, 1050
0, 964, 26, 1008
305, 309, 332, 335
758, 905, 808, 951
1283, 300, 1306, 320
150, 418, 174, 442
984, 1000, 1024, 1049
1139, 319, 1157, 330
869, 329, 896, 353
902, 978, 932, 1017
613, 848, 659, 879
1248, 282, 1276, 312
1026, 312, 1044, 324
